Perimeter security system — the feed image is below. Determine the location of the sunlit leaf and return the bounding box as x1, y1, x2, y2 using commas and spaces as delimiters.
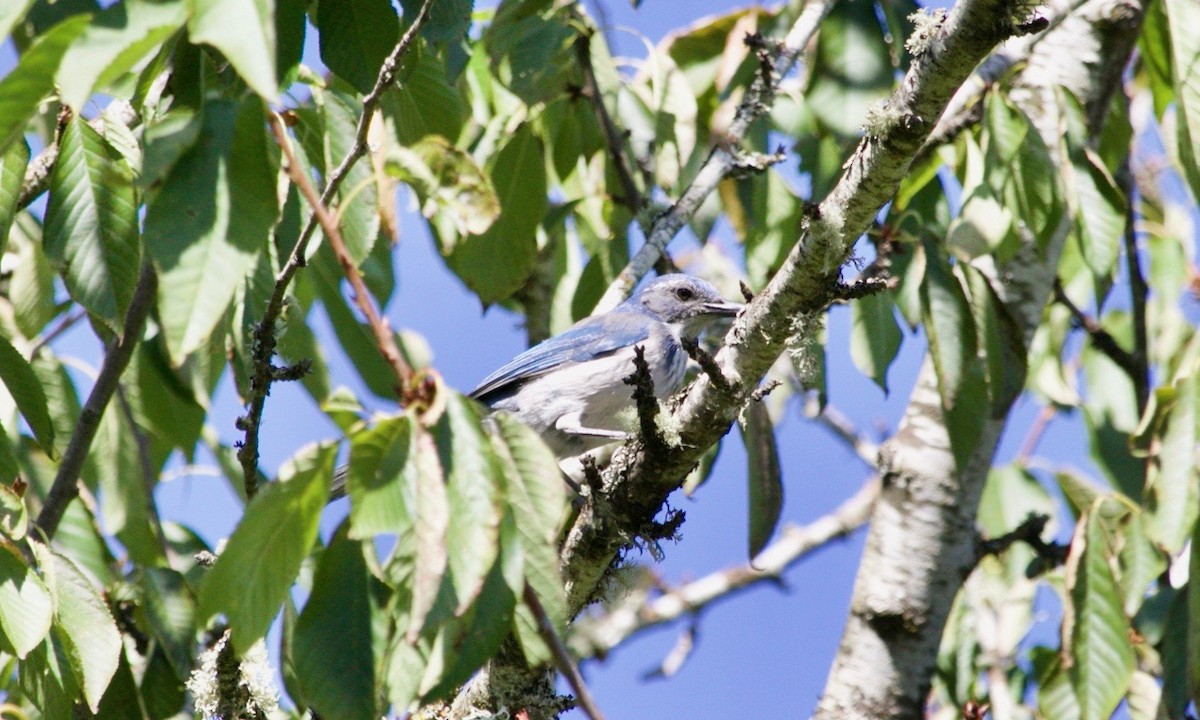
32, 542, 122, 712
197, 442, 334, 653
0, 15, 90, 155
55, 0, 188, 111
741, 401, 783, 560
850, 291, 902, 394
44, 116, 141, 333
0, 542, 52, 658
136, 567, 196, 682
0, 140, 30, 257
386, 135, 499, 237
0, 334, 56, 456
187, 0, 278, 100
346, 414, 414, 539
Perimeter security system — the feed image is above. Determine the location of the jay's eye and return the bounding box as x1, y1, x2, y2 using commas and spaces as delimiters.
674, 287, 695, 301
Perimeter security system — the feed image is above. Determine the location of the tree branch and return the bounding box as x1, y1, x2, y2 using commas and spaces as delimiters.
1120, 168, 1151, 414
34, 260, 157, 540
523, 585, 607, 720
235, 0, 433, 498
569, 477, 878, 658
594, 0, 834, 312
1052, 277, 1142, 380
804, 399, 880, 467
573, 30, 644, 216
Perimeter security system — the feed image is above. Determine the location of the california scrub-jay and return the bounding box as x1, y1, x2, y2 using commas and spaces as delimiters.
470, 274, 741, 458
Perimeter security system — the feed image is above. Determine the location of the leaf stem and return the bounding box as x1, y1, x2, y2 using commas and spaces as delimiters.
236, 0, 433, 498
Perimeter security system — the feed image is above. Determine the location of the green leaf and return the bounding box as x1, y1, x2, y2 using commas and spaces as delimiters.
295, 525, 377, 720
346, 414, 414, 538
0, 14, 90, 155
805, 0, 893, 137
0, 541, 52, 658
386, 136, 499, 237
743, 171, 805, 289
1189, 513, 1200, 705
407, 425, 449, 641
0, 334, 56, 455
136, 567, 196, 682
0, 484, 27, 540
1031, 647, 1080, 720
961, 265, 1027, 416
92, 404, 163, 567
382, 50, 465, 145
1143, 375, 1200, 554
489, 412, 565, 653
317, 0, 399, 94
446, 123, 546, 304
741, 401, 783, 559
850, 291, 902, 393
1165, 0, 1200, 201
1070, 147, 1126, 279
320, 84, 380, 264
0, 0, 36, 41
435, 394, 501, 613
1064, 500, 1135, 720
920, 241, 977, 411
33, 542, 122, 713
44, 116, 141, 333
55, 0, 188, 111
197, 441, 334, 654
9, 212, 58, 338
418, 552, 516, 702
144, 98, 279, 363
187, 0, 278, 100
484, 4, 574, 106
139, 107, 203, 189
400, 0, 471, 42
0, 140, 30, 257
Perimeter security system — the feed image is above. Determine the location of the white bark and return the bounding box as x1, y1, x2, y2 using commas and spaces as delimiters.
813, 1, 1144, 718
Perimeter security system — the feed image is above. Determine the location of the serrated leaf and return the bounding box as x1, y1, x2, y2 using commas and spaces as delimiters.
435, 394, 501, 614
33, 542, 122, 712
850, 291, 902, 393
400, 0, 471, 42
1144, 374, 1199, 554
144, 98, 279, 363
317, 0, 398, 94
1071, 147, 1126, 279
484, 5, 574, 106
386, 136, 499, 237
187, 0, 278, 100
55, 0, 188, 111
741, 401, 783, 559
1165, 0, 1200, 201
1063, 500, 1135, 720
0, 541, 52, 658
0, 334, 55, 455
489, 413, 565, 651
1032, 646, 1080, 720
804, 0, 893, 137
408, 425, 448, 641
961, 264, 1027, 416
295, 524, 377, 720
382, 51, 465, 145
9, 213, 58, 338
139, 107, 203, 189
0, 14, 90, 155
197, 442, 334, 653
320, 85, 380, 264
920, 242, 977, 410
446, 122, 545, 304
92, 404, 163, 567
346, 414, 415, 539
0, 140, 30, 256
136, 567, 196, 681
44, 116, 141, 332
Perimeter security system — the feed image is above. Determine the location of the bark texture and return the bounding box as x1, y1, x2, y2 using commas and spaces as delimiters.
813, 1, 1145, 718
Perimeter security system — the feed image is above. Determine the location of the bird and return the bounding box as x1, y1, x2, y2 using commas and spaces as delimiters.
469, 274, 741, 458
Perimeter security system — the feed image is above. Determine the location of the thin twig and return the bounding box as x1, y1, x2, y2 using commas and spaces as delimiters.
1014, 402, 1055, 464
35, 261, 156, 540
1052, 278, 1141, 380
622, 346, 665, 453
804, 398, 880, 467
27, 308, 88, 357
268, 112, 412, 389
570, 477, 878, 657
594, 0, 833, 311
975, 513, 1068, 567
1121, 169, 1150, 414
523, 585, 607, 720
573, 30, 644, 215
236, 0, 433, 497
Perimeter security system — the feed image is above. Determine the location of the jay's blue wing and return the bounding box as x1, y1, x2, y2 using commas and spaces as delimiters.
469, 310, 652, 403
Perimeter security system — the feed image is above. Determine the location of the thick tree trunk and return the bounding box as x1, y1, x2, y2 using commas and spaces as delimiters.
813, 1, 1144, 718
